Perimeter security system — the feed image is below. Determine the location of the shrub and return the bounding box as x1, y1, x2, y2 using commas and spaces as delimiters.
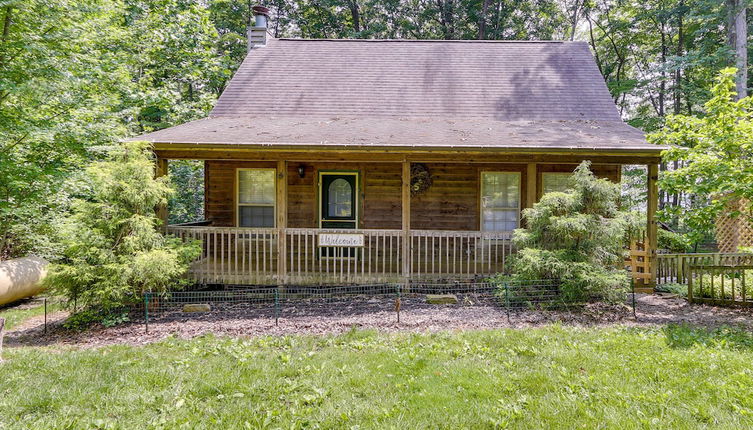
657, 229, 692, 253
505, 161, 640, 303
45, 141, 201, 313
655, 283, 688, 297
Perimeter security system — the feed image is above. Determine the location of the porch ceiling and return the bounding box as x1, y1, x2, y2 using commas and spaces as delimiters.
131, 115, 663, 155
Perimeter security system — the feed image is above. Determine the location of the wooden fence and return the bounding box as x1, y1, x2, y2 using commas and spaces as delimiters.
167, 226, 513, 286
688, 265, 753, 306
656, 253, 753, 285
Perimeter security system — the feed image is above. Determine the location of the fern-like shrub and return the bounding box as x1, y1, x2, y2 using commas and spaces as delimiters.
45, 141, 201, 312
507, 161, 641, 303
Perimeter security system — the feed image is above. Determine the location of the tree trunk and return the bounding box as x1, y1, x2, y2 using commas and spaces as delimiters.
727, 0, 748, 99
674, 1, 684, 115
478, 0, 491, 39
659, 20, 667, 117
437, 0, 455, 40
348, 0, 361, 33
569, 0, 581, 41
586, 12, 603, 75
0, 6, 13, 67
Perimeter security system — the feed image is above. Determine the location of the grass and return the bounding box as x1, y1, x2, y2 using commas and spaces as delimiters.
2, 325, 753, 429
0, 299, 61, 331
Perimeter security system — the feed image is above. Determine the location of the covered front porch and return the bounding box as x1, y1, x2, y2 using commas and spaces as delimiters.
167, 226, 512, 285
155, 150, 659, 288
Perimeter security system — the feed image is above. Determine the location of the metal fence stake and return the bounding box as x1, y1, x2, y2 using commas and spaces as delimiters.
631, 278, 637, 320
274, 287, 280, 326
395, 284, 401, 324
144, 293, 149, 334
504, 281, 511, 324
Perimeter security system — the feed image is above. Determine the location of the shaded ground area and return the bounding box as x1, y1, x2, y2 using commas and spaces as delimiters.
4, 293, 753, 349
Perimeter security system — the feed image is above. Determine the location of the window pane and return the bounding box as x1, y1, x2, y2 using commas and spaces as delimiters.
239, 170, 275, 205
481, 172, 520, 232
239, 206, 274, 227
328, 178, 352, 218
483, 209, 518, 231
542, 173, 573, 194
481, 172, 520, 209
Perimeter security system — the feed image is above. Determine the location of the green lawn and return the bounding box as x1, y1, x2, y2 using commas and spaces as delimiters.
2, 325, 753, 429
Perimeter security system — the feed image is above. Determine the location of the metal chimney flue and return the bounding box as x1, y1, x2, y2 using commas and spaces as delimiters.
248, 5, 270, 52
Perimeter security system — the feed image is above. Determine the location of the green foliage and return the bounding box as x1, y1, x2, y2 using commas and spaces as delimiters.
4, 327, 753, 428
657, 229, 693, 253
655, 282, 688, 297
61, 308, 131, 330
690, 269, 753, 301
44, 141, 201, 311
509, 161, 640, 302
168, 160, 205, 224
652, 68, 753, 243
0, 0, 227, 259
0, 0, 125, 259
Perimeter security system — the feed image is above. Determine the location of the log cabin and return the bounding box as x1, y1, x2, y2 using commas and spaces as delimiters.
132, 7, 662, 289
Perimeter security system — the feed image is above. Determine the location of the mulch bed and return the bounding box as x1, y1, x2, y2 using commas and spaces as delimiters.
5, 294, 753, 349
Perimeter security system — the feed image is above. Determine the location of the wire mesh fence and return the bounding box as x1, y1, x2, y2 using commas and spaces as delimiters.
140, 280, 635, 332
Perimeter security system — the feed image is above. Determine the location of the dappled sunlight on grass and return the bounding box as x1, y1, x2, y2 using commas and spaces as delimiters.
2, 325, 753, 428
664, 324, 753, 351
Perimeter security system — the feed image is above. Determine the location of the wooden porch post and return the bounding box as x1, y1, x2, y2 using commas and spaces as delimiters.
525, 163, 537, 208
646, 163, 659, 290
277, 161, 288, 286
155, 156, 169, 231
402, 160, 411, 286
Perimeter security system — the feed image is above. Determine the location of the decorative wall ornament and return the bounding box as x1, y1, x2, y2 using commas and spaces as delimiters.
410, 163, 433, 196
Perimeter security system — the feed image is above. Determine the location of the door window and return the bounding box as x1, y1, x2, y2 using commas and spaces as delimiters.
328, 178, 353, 218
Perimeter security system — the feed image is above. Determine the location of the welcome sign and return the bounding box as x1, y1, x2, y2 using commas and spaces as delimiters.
318, 233, 365, 247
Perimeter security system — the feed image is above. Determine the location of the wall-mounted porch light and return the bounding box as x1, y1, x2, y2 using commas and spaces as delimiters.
298, 165, 306, 178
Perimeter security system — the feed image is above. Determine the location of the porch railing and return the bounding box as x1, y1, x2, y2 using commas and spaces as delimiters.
167, 226, 513, 285
656, 253, 753, 285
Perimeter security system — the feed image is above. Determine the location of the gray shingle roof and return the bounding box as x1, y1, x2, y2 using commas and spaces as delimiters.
136, 116, 652, 151
134, 38, 660, 153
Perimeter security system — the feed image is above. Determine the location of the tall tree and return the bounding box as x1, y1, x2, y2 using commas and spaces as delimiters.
726, 0, 748, 99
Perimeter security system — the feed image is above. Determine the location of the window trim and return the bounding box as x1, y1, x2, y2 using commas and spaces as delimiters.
541, 172, 574, 196
479, 171, 521, 232
235, 168, 277, 228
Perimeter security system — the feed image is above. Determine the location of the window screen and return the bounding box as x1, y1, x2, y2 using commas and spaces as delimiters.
541, 173, 574, 195
238, 169, 275, 227
481, 172, 520, 232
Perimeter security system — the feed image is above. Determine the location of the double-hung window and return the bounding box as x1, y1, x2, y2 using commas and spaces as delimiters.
237, 169, 275, 227
480, 172, 520, 232
541, 172, 574, 195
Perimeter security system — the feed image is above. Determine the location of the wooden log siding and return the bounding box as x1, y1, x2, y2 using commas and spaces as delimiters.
168, 226, 513, 285
206, 161, 619, 230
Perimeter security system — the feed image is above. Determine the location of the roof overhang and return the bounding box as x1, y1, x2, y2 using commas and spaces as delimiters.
130, 116, 664, 164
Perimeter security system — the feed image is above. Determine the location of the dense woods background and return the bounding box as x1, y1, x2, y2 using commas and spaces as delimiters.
1, 0, 750, 259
